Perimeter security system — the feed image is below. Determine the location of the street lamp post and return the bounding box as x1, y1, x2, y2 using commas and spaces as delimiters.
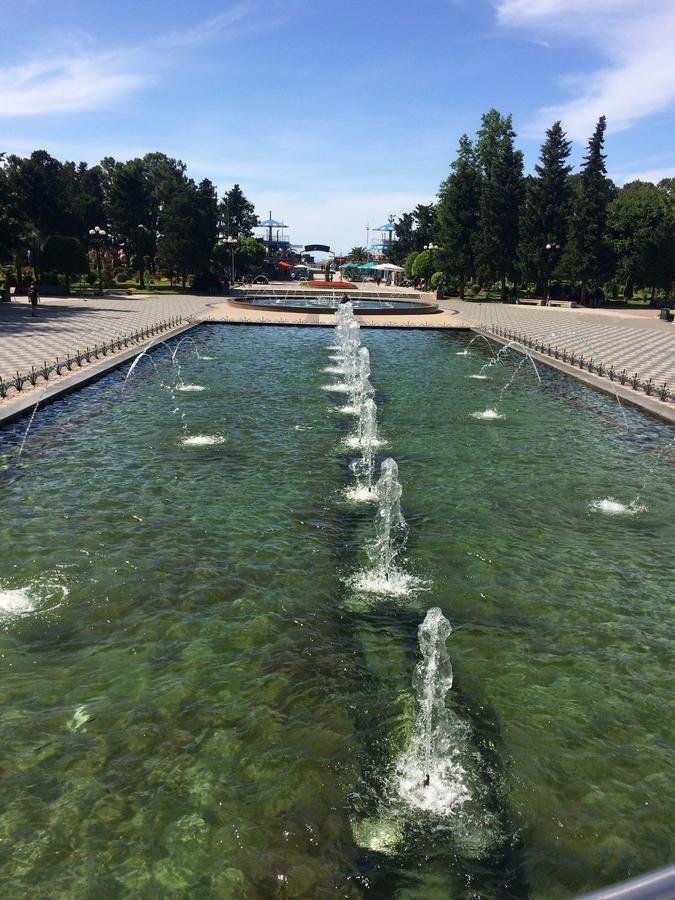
88, 226, 107, 294
424, 243, 439, 290
221, 235, 237, 282
137, 224, 152, 289
544, 242, 561, 305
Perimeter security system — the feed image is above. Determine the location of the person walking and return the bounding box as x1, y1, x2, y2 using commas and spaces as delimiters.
27, 282, 39, 317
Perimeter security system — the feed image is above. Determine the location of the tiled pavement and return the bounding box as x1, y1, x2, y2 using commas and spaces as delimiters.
1, 291, 673, 403
0, 294, 214, 382
444, 300, 675, 389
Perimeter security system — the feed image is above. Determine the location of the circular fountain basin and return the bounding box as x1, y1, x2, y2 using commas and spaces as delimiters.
231, 295, 437, 314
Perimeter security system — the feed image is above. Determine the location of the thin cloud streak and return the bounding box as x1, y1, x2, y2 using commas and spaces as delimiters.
0, 2, 259, 117
610, 165, 675, 185
495, 0, 675, 139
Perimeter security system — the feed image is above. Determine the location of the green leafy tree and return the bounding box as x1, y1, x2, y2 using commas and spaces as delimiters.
104, 158, 154, 286
143, 152, 187, 224
608, 181, 675, 301
559, 116, 615, 304
476, 109, 515, 182
413, 204, 436, 247
403, 251, 418, 280
42, 235, 89, 292
234, 236, 265, 274
349, 246, 368, 263
0, 156, 23, 271
71, 163, 106, 238
437, 134, 481, 298
390, 206, 437, 264
220, 184, 258, 236
476, 124, 524, 300
7, 150, 71, 241
391, 212, 417, 264
518, 121, 573, 295
412, 250, 433, 283
157, 179, 219, 286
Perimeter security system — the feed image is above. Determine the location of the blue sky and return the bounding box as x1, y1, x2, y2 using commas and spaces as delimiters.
2, 0, 674, 253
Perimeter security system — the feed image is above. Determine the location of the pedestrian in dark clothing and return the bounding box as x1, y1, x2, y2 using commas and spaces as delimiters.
27, 283, 39, 317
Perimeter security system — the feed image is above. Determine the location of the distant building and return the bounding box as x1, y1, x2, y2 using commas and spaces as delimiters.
368, 215, 396, 259
257, 212, 291, 258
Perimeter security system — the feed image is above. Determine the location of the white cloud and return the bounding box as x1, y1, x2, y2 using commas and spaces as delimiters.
610, 165, 675, 185
494, 0, 675, 140
0, 54, 149, 116
0, 3, 257, 117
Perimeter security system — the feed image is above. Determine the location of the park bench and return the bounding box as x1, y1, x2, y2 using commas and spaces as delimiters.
549, 299, 578, 308
1, 286, 16, 303
517, 297, 543, 305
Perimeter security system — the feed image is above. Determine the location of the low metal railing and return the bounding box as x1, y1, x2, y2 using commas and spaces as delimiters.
0, 317, 186, 402
487, 325, 672, 404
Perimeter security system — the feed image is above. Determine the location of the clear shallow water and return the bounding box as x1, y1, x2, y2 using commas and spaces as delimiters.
0, 325, 673, 898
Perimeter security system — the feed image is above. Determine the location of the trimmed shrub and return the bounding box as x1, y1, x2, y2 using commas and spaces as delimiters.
430, 271, 445, 290
190, 271, 222, 292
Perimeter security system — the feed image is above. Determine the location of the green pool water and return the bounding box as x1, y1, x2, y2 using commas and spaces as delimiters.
0, 325, 673, 899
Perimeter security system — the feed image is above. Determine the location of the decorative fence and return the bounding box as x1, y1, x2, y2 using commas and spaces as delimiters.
0, 317, 186, 401
489, 325, 672, 404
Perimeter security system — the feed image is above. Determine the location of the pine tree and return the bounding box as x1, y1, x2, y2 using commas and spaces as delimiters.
475, 119, 524, 301
220, 184, 258, 236
518, 121, 572, 299
437, 135, 481, 298
560, 116, 614, 305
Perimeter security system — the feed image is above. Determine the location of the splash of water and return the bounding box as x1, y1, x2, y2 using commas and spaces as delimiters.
394, 608, 470, 814
372, 458, 406, 579
0, 579, 68, 618
462, 331, 499, 359
471, 408, 503, 421
348, 399, 380, 501
170, 335, 200, 363
181, 435, 225, 446
0, 587, 36, 616
345, 397, 383, 450
122, 343, 162, 393
348, 459, 426, 595
588, 498, 645, 516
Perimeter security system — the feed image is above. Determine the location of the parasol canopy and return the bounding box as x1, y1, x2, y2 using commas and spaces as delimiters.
372, 262, 404, 272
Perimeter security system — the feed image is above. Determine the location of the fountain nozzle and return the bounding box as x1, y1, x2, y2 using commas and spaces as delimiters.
423, 773, 430, 788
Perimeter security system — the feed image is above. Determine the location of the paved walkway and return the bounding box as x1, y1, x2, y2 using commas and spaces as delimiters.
0, 294, 213, 382
443, 299, 675, 388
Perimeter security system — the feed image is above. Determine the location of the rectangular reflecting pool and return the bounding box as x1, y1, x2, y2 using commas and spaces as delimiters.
0, 324, 673, 898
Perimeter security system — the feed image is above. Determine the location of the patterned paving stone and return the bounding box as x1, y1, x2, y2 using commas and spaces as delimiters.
444, 300, 675, 389
0, 294, 213, 382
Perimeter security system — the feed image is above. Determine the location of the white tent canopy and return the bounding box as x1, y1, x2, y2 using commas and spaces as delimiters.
372, 262, 404, 272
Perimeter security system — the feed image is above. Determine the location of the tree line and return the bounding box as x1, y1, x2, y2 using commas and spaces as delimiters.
389, 110, 675, 304
0, 150, 262, 290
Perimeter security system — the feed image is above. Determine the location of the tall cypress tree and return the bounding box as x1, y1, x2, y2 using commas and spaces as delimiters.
437, 135, 481, 298
518, 121, 572, 298
560, 116, 614, 304
476, 126, 524, 301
